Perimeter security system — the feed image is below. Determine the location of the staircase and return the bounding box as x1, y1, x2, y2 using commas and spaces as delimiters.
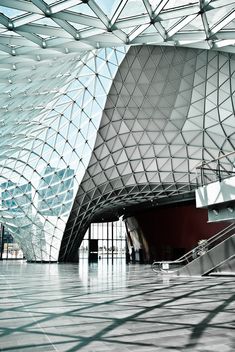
195, 152, 235, 222
152, 153, 235, 276
152, 223, 235, 276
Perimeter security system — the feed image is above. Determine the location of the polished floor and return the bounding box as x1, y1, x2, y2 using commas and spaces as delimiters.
0, 260, 234, 352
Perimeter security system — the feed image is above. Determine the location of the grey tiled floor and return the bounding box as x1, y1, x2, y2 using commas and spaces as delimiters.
0, 260, 234, 351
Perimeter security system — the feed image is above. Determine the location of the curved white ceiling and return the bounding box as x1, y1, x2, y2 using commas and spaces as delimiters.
60, 44, 235, 261
0, 0, 235, 261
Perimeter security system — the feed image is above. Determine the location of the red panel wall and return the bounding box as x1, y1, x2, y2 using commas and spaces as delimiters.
135, 202, 229, 261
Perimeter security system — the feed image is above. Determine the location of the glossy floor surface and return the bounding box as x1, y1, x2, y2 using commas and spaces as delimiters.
0, 260, 234, 351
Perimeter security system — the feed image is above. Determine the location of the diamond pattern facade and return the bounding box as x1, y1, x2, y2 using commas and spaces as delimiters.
0, 47, 126, 261
0, 1, 235, 261
59, 45, 235, 261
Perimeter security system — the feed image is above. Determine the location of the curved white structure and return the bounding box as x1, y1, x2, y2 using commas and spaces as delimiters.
0, 1, 235, 261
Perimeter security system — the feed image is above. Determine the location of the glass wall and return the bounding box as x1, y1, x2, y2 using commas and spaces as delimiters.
0, 225, 24, 260
79, 219, 126, 260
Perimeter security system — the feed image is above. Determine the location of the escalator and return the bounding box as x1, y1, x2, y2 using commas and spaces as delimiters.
152, 223, 235, 276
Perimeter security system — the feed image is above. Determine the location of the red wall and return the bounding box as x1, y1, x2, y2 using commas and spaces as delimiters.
135, 202, 229, 261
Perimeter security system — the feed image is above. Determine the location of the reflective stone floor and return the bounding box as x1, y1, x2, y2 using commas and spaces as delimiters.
0, 260, 234, 352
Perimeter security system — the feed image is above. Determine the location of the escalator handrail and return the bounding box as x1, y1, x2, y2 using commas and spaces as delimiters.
152, 222, 235, 269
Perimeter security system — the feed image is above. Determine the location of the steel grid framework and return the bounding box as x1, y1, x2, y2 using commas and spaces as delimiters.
0, 0, 235, 261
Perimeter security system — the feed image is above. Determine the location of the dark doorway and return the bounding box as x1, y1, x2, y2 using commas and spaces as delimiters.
89, 239, 98, 262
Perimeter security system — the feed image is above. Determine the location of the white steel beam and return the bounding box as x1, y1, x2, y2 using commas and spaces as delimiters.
13, 14, 43, 28
115, 15, 149, 30
16, 30, 43, 47
52, 11, 106, 29
31, 0, 49, 14
50, 0, 83, 14
16, 23, 72, 38
88, 0, 109, 28
201, 12, 210, 39
158, 4, 199, 21
153, 0, 169, 18
154, 22, 166, 39
128, 24, 150, 42
52, 18, 78, 39
167, 14, 198, 38
0, 0, 42, 14
210, 10, 235, 35
110, 0, 128, 26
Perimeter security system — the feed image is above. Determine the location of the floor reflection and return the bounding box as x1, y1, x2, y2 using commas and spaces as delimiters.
0, 260, 234, 351
78, 258, 126, 289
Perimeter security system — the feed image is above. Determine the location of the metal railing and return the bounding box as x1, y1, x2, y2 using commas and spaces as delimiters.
152, 222, 235, 274
196, 151, 235, 186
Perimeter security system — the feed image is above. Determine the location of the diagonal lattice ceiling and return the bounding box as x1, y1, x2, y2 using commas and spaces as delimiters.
59, 44, 235, 261
0, 0, 235, 59
1, 0, 235, 262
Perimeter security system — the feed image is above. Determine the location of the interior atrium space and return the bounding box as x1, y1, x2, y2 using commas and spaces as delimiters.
0, 0, 235, 351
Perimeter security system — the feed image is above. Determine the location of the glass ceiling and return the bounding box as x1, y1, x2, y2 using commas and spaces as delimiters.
0, 0, 234, 59
59, 44, 235, 261
0, 0, 235, 262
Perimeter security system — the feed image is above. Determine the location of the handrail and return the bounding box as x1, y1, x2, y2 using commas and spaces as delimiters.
177, 222, 235, 262
196, 150, 235, 170
152, 222, 235, 273
196, 151, 235, 186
